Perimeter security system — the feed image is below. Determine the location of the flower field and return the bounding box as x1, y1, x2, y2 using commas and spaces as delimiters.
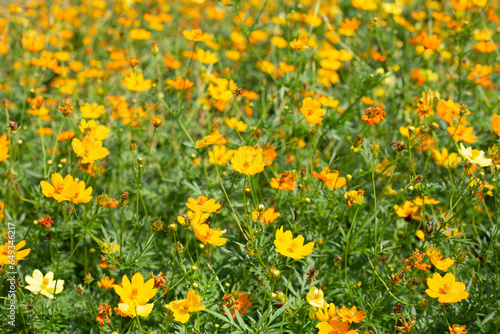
1, 0, 500, 333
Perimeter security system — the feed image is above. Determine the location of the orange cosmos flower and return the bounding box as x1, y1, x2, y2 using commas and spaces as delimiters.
394, 315, 416, 333
57, 130, 75, 141
72, 136, 110, 164
449, 324, 468, 334
339, 18, 361, 36
129, 29, 151, 40
362, 104, 386, 126
230, 146, 266, 175
344, 189, 365, 207
150, 116, 163, 127
164, 54, 182, 69
290, 36, 309, 50
222, 292, 253, 318
167, 76, 194, 90
40, 173, 79, 202
402, 248, 431, 272
151, 271, 168, 293
492, 114, 500, 136
96, 303, 113, 327
0, 134, 10, 162
426, 273, 469, 303
474, 41, 496, 53
422, 34, 441, 49
312, 167, 346, 189
316, 319, 357, 334
436, 99, 460, 124
447, 124, 477, 144
337, 305, 366, 324
300, 97, 326, 124
270, 171, 297, 190
274, 226, 314, 260
182, 29, 213, 42
22, 33, 45, 52
0, 240, 31, 265
97, 276, 115, 290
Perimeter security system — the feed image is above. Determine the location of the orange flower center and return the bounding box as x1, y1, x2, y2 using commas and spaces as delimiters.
131, 288, 139, 297
438, 282, 452, 294
243, 161, 250, 168
42, 278, 50, 287
56, 182, 64, 193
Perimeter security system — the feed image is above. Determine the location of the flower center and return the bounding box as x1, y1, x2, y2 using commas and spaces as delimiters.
42, 278, 50, 288
438, 282, 452, 294
131, 288, 139, 297
56, 182, 64, 193
243, 161, 250, 168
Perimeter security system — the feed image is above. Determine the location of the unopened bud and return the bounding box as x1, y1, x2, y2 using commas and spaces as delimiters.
130, 139, 137, 152
269, 267, 281, 280
84, 271, 93, 284
457, 251, 468, 264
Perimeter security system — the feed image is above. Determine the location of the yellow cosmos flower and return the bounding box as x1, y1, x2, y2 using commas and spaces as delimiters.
79, 119, 110, 141
113, 272, 158, 306
225, 117, 248, 132
195, 130, 225, 149
0, 240, 31, 265
425, 273, 469, 303
182, 29, 213, 42
208, 145, 234, 165
71, 136, 110, 164
121, 72, 152, 92
40, 173, 79, 202
25, 269, 64, 299
252, 207, 280, 225
426, 245, 455, 272
432, 148, 462, 168
73, 181, 93, 204
185, 196, 221, 213
300, 97, 326, 124
168, 289, 206, 324
117, 302, 154, 318
316, 302, 338, 322
458, 143, 492, 167
177, 210, 210, 226
192, 222, 227, 246
274, 226, 314, 260
81, 102, 105, 119
230, 146, 266, 175
0, 134, 10, 162
306, 287, 325, 319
